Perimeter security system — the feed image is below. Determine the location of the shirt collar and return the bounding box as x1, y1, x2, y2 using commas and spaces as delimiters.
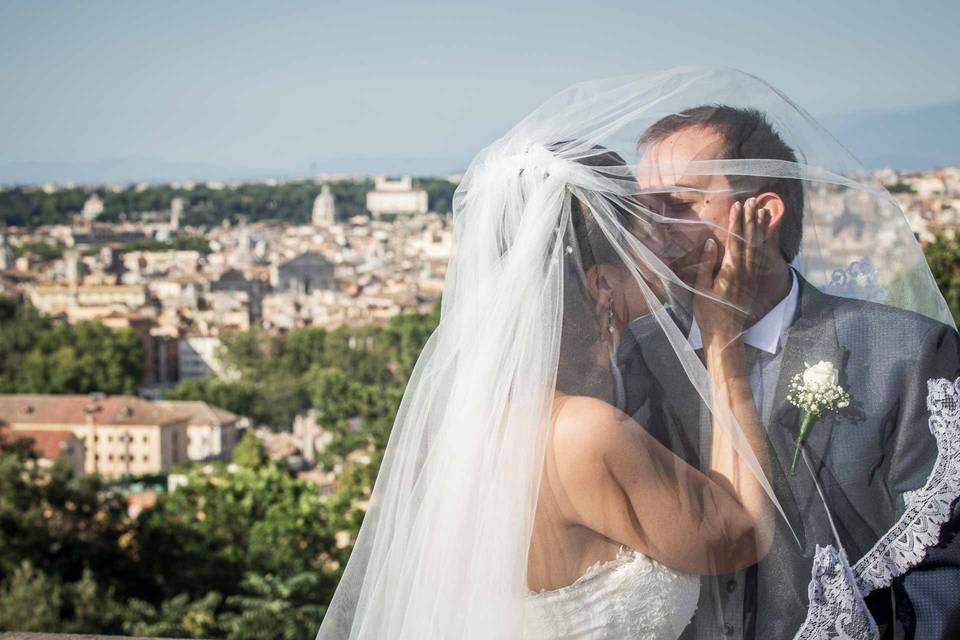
687, 270, 799, 354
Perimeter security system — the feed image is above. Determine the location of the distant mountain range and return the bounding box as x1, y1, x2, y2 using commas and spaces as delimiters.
819, 100, 960, 170
1, 101, 957, 186
0, 157, 291, 187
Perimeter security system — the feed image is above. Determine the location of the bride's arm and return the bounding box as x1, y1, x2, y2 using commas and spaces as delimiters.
695, 198, 777, 566
548, 199, 776, 575
701, 337, 775, 565
550, 394, 771, 576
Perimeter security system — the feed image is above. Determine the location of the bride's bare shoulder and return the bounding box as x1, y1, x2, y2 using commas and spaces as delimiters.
550, 393, 635, 454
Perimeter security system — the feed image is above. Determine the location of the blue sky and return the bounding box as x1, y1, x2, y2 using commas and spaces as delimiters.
1, 0, 958, 177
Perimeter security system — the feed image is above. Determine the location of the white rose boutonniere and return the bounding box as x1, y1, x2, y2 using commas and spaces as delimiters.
786, 360, 851, 475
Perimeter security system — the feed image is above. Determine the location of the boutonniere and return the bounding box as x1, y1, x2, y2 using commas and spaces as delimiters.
786, 360, 851, 475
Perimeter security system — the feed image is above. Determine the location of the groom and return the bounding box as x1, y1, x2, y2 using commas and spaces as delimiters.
618, 106, 960, 639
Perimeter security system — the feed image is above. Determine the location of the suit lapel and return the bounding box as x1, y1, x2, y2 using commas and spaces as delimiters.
768, 275, 848, 548
622, 306, 704, 466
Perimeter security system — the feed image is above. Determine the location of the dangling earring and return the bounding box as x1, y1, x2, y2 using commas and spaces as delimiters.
597, 297, 615, 344
604, 300, 626, 410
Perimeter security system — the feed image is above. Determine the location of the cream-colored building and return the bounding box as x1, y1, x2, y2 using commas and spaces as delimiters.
312, 184, 336, 227
366, 176, 429, 218
81, 194, 104, 222
26, 283, 148, 316
0, 394, 189, 479
156, 400, 241, 462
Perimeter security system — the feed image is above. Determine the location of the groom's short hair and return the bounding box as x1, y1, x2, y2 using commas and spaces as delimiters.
639, 105, 804, 262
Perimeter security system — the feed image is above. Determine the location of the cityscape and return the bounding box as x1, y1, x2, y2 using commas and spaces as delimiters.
2, 166, 960, 476
1, 163, 960, 636
0, 172, 452, 636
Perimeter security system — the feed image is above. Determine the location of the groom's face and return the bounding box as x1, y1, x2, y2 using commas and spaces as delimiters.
635, 126, 737, 285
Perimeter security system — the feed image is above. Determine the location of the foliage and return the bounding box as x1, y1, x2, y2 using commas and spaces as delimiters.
0, 186, 89, 227
120, 591, 223, 638
0, 296, 144, 394
120, 236, 213, 254
231, 430, 267, 469
0, 430, 133, 634
416, 177, 457, 214
0, 301, 439, 636
0, 427, 347, 636
0, 563, 121, 634
0, 561, 64, 631
924, 233, 960, 322
130, 463, 338, 622
219, 572, 327, 640
887, 181, 916, 194
165, 377, 258, 420
11, 241, 65, 262
165, 308, 438, 432
0, 177, 455, 229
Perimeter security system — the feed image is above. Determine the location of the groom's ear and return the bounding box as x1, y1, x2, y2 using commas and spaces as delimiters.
756, 192, 786, 236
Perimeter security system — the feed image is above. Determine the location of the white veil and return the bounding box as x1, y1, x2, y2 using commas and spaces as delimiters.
317, 67, 955, 639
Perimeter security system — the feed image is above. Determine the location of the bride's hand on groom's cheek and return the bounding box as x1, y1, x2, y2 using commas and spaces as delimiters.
693, 198, 770, 343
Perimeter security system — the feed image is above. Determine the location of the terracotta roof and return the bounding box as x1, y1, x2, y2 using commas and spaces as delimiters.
155, 400, 239, 427
0, 394, 189, 427
3, 429, 80, 459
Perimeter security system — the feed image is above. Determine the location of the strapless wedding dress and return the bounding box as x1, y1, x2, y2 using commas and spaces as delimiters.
523, 547, 700, 640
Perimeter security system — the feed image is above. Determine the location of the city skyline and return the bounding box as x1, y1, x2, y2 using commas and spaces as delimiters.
2, 0, 959, 183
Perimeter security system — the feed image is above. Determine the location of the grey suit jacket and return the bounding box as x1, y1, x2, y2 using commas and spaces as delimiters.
616, 274, 960, 639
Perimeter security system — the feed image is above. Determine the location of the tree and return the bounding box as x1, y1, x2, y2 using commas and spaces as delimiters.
0, 561, 62, 631
0, 302, 443, 636
923, 233, 960, 322
0, 297, 144, 394
121, 592, 223, 639
220, 573, 326, 640
165, 377, 256, 420
0, 429, 131, 634
231, 431, 266, 469
132, 463, 338, 604
276, 327, 327, 376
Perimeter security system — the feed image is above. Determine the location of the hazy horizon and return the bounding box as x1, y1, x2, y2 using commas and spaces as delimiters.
2, 1, 959, 184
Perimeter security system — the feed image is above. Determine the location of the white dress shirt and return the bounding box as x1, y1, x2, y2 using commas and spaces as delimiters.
687, 270, 800, 411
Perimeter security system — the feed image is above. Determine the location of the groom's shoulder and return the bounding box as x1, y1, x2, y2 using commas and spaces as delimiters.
816, 288, 956, 345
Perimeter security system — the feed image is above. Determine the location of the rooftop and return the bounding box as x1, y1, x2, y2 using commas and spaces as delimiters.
0, 394, 189, 427
155, 400, 239, 427
0, 429, 78, 458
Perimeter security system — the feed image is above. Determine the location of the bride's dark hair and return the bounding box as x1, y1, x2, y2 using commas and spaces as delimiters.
553, 143, 636, 401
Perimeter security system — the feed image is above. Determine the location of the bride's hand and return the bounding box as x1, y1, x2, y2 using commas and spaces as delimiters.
692, 197, 769, 348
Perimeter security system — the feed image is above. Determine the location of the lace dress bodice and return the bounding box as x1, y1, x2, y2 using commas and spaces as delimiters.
523, 547, 700, 640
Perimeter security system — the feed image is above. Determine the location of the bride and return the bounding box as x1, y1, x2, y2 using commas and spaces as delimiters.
317, 68, 957, 639
523, 146, 776, 638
